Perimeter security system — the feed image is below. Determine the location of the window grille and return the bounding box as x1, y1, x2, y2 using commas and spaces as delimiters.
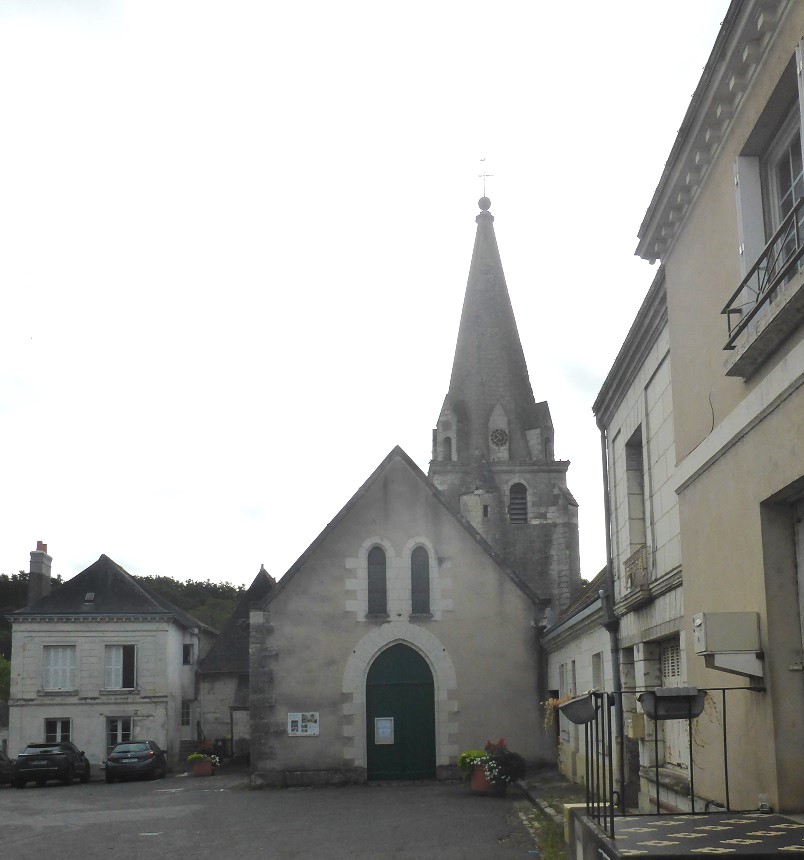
509, 483, 528, 524
661, 640, 681, 680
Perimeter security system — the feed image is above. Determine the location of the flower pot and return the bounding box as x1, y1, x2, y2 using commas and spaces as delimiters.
558, 694, 597, 725
638, 687, 706, 721
192, 759, 214, 777
470, 765, 507, 797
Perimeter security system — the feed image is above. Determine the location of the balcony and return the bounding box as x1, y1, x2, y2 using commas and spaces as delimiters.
722, 197, 804, 378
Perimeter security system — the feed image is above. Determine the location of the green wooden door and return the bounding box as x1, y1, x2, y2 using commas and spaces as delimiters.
366, 644, 436, 780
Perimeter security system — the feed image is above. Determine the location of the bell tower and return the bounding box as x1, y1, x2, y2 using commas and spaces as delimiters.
429, 198, 581, 611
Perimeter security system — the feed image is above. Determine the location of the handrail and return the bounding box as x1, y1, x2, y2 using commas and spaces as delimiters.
722, 197, 804, 350
572, 686, 765, 840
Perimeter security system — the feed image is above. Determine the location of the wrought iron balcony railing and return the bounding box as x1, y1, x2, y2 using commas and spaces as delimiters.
722, 196, 804, 351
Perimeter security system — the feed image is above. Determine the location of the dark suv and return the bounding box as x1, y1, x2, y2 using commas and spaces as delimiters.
14, 742, 91, 788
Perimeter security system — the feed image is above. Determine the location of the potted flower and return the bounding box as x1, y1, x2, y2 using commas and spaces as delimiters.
458, 739, 526, 797
187, 751, 220, 777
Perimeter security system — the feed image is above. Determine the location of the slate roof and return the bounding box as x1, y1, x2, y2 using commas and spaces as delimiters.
260, 445, 549, 609
198, 566, 275, 674
441, 198, 552, 464
11, 554, 214, 633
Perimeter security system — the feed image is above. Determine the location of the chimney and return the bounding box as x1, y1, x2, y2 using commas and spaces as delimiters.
28, 540, 52, 606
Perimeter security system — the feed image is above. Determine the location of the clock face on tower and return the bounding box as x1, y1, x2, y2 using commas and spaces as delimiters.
490, 428, 509, 448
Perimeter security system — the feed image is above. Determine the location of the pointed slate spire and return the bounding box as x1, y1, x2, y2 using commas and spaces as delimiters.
440, 197, 549, 464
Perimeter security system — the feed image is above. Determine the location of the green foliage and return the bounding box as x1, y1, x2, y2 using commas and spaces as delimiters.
0, 653, 10, 701
133, 576, 244, 631
457, 749, 486, 775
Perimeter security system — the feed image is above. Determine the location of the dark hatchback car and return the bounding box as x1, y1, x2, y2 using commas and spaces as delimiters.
0, 750, 14, 785
105, 740, 167, 782
14, 742, 91, 787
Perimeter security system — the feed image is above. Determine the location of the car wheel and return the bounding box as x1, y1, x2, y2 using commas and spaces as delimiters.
105, 772, 114, 784
14, 778, 26, 789
61, 763, 73, 786
80, 762, 90, 784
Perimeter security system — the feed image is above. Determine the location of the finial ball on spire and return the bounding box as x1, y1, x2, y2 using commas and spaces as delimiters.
478, 197, 491, 211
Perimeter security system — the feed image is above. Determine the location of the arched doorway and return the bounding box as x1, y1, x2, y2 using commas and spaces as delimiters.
366, 643, 436, 780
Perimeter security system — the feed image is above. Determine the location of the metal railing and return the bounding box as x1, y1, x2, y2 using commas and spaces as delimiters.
722, 197, 804, 350
561, 686, 765, 840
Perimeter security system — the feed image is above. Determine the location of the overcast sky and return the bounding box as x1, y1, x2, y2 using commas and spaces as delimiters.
1, 1, 727, 590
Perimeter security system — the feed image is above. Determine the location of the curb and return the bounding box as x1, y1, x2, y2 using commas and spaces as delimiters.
518, 782, 564, 827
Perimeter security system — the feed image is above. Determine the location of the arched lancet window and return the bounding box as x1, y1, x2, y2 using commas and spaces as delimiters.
411, 546, 430, 615
367, 546, 387, 615
509, 483, 528, 524
442, 437, 452, 461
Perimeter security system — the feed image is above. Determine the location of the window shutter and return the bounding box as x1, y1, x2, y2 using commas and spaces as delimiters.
105, 645, 123, 688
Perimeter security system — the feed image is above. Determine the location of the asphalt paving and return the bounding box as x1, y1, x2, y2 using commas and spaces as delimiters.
0, 767, 541, 859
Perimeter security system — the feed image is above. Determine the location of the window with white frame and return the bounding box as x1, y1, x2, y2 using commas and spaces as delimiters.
44, 718, 71, 743
107, 716, 132, 751
181, 701, 192, 727
104, 645, 137, 689
735, 53, 804, 283
43, 645, 76, 691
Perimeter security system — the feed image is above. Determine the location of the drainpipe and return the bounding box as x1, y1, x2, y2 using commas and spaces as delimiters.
598, 422, 625, 809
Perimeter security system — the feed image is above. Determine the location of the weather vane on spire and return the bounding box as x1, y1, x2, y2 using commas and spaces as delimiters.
479, 157, 493, 197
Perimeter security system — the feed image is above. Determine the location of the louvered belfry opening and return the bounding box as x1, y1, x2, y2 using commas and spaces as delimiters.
508, 483, 528, 524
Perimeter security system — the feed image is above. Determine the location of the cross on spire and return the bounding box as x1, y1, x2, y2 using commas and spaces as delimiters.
478, 157, 494, 196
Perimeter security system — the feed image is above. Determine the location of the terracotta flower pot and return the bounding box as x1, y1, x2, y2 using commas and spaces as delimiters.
470, 764, 507, 797
192, 759, 214, 777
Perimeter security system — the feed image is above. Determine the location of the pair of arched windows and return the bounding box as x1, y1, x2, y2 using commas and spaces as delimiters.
367, 546, 430, 616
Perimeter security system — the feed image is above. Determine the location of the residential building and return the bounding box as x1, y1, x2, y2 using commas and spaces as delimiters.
630, 0, 803, 814
7, 545, 215, 774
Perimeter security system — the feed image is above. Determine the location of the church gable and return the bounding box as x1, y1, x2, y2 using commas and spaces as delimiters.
248, 446, 549, 786
260, 445, 542, 618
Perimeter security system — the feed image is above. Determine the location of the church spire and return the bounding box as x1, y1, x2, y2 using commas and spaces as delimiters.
436, 197, 551, 467
428, 197, 579, 611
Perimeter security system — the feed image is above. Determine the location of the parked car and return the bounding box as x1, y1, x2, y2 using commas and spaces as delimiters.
14, 742, 91, 787
105, 740, 167, 783
0, 750, 15, 785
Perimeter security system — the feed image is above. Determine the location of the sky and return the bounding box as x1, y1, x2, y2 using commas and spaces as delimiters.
0, 1, 729, 590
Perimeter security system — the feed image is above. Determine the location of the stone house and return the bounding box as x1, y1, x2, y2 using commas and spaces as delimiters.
197, 565, 274, 760
7, 545, 215, 774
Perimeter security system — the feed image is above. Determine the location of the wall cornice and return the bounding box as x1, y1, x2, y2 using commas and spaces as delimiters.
636, 0, 796, 262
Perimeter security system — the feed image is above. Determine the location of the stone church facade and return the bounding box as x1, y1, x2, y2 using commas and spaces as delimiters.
248, 199, 582, 785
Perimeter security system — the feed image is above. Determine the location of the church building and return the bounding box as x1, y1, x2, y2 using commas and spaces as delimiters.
248, 198, 582, 786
